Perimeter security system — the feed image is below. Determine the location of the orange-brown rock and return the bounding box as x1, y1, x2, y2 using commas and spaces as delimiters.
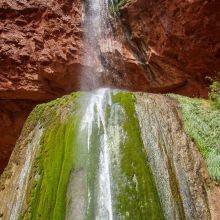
0, 0, 83, 173
0, 0, 83, 101
0, 100, 37, 174
119, 0, 220, 97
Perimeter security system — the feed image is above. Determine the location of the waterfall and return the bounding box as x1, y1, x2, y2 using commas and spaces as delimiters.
80, 2, 116, 216
81, 0, 115, 90
80, 89, 113, 219
80, 0, 124, 214
62, 89, 164, 220
69, 1, 163, 219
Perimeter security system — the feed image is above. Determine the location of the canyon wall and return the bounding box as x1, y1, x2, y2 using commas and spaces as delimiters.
119, 0, 220, 96
0, 0, 219, 173
0, 0, 83, 173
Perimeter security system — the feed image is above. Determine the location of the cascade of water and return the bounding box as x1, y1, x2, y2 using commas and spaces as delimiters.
68, 1, 164, 219
80, 88, 113, 219
77, 89, 165, 219
80, 1, 116, 215
81, 0, 114, 90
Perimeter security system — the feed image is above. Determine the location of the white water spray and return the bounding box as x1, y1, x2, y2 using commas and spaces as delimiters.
81, 0, 114, 90
81, 88, 113, 219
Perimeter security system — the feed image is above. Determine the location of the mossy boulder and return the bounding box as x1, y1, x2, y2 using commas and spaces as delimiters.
0, 89, 219, 219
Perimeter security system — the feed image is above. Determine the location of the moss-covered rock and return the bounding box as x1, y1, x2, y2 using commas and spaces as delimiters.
170, 94, 220, 182
22, 93, 83, 219
109, 0, 133, 15
0, 89, 219, 220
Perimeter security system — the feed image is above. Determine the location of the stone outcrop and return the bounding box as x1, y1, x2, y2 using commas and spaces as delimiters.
119, 0, 220, 97
0, 90, 219, 219
0, 0, 82, 173
136, 94, 219, 219
0, 0, 83, 100
0, 100, 37, 175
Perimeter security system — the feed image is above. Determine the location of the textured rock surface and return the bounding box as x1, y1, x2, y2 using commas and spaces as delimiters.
0, 100, 37, 174
0, 90, 219, 219
119, 0, 220, 97
0, 0, 83, 100
136, 94, 210, 219
0, 0, 82, 173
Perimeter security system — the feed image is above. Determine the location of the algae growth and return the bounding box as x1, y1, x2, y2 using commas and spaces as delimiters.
22, 93, 83, 220
20, 90, 165, 219
111, 92, 165, 219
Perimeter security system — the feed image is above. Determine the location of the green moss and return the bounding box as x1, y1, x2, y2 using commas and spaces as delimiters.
170, 94, 220, 182
20, 90, 165, 219
22, 93, 83, 220
29, 123, 74, 219
111, 92, 164, 219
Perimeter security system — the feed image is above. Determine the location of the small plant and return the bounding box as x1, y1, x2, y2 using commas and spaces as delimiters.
209, 81, 220, 109
170, 94, 220, 182
109, 0, 132, 15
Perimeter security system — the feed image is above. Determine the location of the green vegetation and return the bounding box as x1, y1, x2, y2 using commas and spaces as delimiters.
83, 91, 164, 219
170, 93, 220, 182
84, 110, 103, 219
27, 122, 75, 220
18, 86, 219, 220
209, 81, 220, 109
20, 90, 165, 219
22, 93, 83, 220
111, 92, 165, 219
109, 0, 133, 15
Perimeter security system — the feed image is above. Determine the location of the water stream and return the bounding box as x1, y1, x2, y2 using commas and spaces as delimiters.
68, 88, 164, 219
72, 1, 163, 218
80, 89, 113, 219
81, 0, 119, 90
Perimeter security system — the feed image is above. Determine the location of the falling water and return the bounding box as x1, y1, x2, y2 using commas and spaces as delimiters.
76, 0, 159, 218
74, 88, 164, 219
63, 0, 165, 218
81, 0, 114, 90
80, 89, 113, 219
80, 1, 115, 216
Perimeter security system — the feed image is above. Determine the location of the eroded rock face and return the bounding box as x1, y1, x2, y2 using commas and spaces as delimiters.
136, 94, 210, 219
0, 0, 83, 173
0, 0, 83, 100
119, 0, 220, 97
0, 100, 37, 174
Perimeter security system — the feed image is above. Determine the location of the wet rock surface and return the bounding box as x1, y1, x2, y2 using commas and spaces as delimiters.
135, 94, 211, 219
0, 90, 219, 219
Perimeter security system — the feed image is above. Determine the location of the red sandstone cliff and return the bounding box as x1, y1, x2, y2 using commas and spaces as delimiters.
0, 0, 219, 173
0, 0, 83, 173
120, 0, 220, 96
